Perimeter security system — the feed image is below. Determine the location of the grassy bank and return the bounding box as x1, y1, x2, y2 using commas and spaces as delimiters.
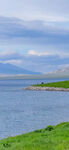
0, 122, 69, 150
34, 80, 69, 88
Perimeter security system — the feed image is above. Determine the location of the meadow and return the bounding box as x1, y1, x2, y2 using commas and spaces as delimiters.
34, 80, 69, 88
0, 122, 69, 150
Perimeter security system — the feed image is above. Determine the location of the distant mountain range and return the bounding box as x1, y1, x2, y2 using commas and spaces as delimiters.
45, 67, 69, 78
0, 63, 41, 75
0, 62, 69, 78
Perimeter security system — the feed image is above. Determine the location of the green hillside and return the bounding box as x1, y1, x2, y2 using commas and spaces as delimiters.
0, 122, 69, 150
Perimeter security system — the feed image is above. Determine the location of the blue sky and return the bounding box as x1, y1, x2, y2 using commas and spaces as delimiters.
0, 0, 69, 73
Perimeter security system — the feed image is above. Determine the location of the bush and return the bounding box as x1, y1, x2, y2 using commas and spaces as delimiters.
45, 125, 54, 131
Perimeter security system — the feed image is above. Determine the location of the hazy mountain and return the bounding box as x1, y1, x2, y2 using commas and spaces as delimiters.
45, 67, 69, 78
0, 63, 41, 75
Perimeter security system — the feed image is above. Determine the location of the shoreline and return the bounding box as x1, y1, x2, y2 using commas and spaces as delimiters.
23, 86, 69, 92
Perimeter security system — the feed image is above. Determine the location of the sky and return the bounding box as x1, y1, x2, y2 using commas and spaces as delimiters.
0, 0, 69, 73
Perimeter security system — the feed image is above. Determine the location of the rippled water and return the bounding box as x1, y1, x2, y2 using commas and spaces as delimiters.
0, 78, 69, 139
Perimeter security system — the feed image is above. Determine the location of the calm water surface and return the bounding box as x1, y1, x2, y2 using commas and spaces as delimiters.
0, 78, 69, 139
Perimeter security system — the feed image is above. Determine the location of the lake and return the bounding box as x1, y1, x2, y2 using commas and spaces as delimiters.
0, 78, 69, 139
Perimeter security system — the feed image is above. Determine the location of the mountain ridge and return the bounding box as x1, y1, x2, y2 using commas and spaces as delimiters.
0, 63, 41, 75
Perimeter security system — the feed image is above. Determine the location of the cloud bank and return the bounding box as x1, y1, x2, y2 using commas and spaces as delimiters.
0, 0, 69, 73
0, 16, 69, 54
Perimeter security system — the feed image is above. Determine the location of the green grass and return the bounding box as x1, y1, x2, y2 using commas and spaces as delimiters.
0, 122, 69, 150
34, 80, 69, 88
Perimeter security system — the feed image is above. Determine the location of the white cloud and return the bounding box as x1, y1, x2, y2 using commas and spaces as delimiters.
28, 50, 55, 56
0, 59, 22, 66
28, 50, 69, 58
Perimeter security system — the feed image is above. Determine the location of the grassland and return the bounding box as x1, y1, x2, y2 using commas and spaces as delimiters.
0, 122, 69, 150
34, 80, 69, 88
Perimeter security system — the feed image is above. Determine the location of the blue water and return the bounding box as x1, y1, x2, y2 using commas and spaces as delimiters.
0, 78, 69, 139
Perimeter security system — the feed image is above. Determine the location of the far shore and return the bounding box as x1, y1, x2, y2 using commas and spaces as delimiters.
23, 80, 69, 92
23, 86, 69, 92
